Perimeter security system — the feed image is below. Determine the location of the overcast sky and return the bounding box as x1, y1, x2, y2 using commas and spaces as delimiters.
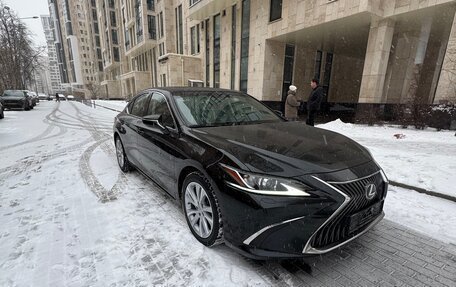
4, 0, 49, 47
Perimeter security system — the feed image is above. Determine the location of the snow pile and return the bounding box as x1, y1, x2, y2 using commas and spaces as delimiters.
318, 119, 456, 198
94, 100, 128, 112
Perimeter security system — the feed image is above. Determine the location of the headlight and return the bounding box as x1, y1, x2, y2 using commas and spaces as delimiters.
221, 164, 314, 196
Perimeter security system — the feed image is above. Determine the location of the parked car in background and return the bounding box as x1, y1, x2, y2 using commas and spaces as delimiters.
1, 90, 33, 110
67, 95, 74, 101
113, 87, 389, 259
58, 94, 66, 101
0, 101, 4, 119
27, 91, 38, 106
38, 93, 49, 101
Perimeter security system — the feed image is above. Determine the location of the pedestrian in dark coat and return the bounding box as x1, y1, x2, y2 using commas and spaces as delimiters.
285, 85, 301, 120
55, 93, 60, 102
306, 79, 324, 126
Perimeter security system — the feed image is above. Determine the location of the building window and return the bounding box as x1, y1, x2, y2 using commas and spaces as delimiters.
240, 0, 250, 92
135, 0, 143, 42
113, 47, 120, 62
159, 42, 165, 56
110, 11, 117, 27
94, 22, 99, 34
269, 0, 282, 22
190, 25, 200, 55
158, 12, 164, 38
161, 74, 167, 86
95, 35, 100, 46
213, 14, 220, 88
189, 0, 201, 6
147, 0, 155, 11
205, 19, 210, 87
112, 29, 118, 44
231, 5, 236, 89
314, 50, 322, 82
125, 29, 130, 50
148, 15, 156, 40
109, 0, 115, 9
175, 5, 183, 54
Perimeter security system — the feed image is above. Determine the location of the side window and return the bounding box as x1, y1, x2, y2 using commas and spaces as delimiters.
130, 93, 151, 117
147, 92, 175, 128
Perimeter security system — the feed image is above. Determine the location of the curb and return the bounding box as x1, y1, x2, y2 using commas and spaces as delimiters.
92, 102, 123, 113
389, 181, 456, 203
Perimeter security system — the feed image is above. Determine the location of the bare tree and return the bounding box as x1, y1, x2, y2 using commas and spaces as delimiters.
0, 1, 42, 93
86, 81, 102, 99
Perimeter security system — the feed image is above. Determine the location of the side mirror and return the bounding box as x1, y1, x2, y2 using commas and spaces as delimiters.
142, 114, 169, 133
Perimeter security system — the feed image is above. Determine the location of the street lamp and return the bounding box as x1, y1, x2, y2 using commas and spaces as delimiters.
3, 6, 39, 20
19, 16, 39, 20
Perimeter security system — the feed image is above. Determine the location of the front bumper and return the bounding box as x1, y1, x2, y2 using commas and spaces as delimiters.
215, 162, 388, 259
2, 101, 25, 109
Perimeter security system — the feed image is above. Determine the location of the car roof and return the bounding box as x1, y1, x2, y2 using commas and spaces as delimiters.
148, 87, 246, 94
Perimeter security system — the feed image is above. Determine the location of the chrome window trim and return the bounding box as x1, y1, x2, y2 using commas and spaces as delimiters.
149, 91, 178, 130
243, 216, 306, 245
302, 176, 351, 254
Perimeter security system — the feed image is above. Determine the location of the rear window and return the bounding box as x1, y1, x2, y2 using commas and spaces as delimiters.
2, 90, 25, 97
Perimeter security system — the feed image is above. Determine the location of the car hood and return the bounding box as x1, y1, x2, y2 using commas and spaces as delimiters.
188, 121, 372, 177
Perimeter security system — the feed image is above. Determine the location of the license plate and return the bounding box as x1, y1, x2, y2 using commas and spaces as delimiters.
349, 202, 382, 233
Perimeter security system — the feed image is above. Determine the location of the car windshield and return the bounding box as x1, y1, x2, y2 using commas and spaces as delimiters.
2, 90, 25, 97
173, 91, 283, 128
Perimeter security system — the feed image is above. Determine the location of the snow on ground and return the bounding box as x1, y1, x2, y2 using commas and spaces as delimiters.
384, 186, 456, 243
0, 102, 266, 286
318, 119, 456, 198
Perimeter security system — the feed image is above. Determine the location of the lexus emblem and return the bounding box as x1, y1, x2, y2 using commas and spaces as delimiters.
365, 184, 377, 200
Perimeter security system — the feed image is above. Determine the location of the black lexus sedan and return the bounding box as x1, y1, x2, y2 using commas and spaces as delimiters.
113, 88, 388, 259
1, 90, 33, 110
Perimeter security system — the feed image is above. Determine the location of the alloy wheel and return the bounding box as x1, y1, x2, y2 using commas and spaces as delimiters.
184, 182, 214, 239
115, 138, 125, 168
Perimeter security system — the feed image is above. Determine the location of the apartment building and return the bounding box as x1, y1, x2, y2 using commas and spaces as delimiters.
186, 0, 456, 105
47, 0, 456, 104
47, 0, 102, 97
41, 15, 65, 94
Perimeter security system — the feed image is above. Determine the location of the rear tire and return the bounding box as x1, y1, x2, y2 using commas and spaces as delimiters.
0, 108, 4, 119
182, 172, 223, 247
115, 137, 130, 172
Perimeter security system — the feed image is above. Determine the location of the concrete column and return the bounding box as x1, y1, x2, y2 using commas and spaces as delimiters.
435, 11, 456, 104
358, 18, 395, 103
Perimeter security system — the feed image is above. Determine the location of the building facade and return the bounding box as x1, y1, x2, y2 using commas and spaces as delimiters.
41, 15, 65, 95
46, 0, 456, 104
48, 0, 102, 98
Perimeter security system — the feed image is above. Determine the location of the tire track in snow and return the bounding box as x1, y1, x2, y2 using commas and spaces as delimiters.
0, 104, 59, 151
78, 137, 118, 203
67, 102, 125, 203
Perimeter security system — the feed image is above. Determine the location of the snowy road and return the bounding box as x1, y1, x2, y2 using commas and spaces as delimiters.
0, 101, 455, 287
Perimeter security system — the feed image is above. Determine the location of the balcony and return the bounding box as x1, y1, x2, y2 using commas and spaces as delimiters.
189, 0, 238, 20
125, 38, 157, 57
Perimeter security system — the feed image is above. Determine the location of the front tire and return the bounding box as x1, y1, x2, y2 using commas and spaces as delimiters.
0, 108, 4, 119
182, 172, 223, 247
115, 137, 130, 172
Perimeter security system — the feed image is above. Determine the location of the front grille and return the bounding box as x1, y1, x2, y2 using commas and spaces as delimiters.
310, 172, 385, 249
